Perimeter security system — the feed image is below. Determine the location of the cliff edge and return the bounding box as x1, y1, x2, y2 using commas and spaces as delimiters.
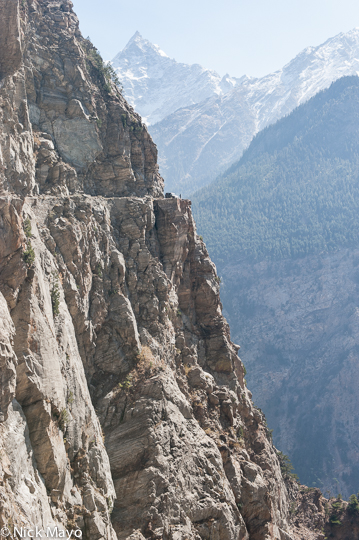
0, 1, 354, 539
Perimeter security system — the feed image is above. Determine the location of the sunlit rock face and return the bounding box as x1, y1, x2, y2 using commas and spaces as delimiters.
0, 1, 355, 539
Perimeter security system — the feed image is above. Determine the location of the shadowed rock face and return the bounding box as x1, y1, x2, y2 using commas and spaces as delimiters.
0, 1, 352, 539
0, 0, 22, 77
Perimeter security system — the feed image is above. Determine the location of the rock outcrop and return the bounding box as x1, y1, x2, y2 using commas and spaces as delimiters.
0, 0, 351, 539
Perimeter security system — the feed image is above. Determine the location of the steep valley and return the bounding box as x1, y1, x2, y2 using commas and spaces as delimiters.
220, 249, 359, 499
0, 0, 357, 539
192, 75, 359, 503
0, 0, 337, 539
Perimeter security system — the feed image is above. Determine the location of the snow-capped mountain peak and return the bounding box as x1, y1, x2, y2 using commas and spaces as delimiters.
112, 28, 359, 195
145, 27, 359, 194
116, 31, 169, 60
112, 33, 240, 125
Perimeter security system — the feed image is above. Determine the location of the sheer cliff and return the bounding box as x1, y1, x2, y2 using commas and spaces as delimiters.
0, 1, 352, 539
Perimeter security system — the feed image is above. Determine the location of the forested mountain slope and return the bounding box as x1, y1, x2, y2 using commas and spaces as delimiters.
193, 76, 359, 266
192, 76, 359, 497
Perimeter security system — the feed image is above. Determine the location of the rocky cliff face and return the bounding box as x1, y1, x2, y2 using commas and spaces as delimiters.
0, 1, 348, 539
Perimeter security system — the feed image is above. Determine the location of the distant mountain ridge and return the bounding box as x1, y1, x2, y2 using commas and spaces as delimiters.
112, 31, 240, 125
192, 75, 359, 266
113, 28, 359, 195
191, 75, 359, 497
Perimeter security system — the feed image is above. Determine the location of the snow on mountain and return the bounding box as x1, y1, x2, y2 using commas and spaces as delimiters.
112, 31, 240, 125
114, 28, 359, 195
244, 27, 359, 131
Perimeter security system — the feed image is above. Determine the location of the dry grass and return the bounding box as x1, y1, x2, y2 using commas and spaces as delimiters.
136, 346, 154, 368
118, 347, 166, 396
135, 346, 165, 375
184, 364, 192, 375
33, 134, 41, 147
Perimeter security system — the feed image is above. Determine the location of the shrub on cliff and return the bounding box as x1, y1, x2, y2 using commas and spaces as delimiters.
24, 217, 32, 238
23, 241, 35, 266
277, 450, 299, 481
83, 38, 122, 94
51, 278, 60, 317
348, 494, 359, 515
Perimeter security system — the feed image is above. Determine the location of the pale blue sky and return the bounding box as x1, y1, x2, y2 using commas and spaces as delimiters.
72, 0, 359, 78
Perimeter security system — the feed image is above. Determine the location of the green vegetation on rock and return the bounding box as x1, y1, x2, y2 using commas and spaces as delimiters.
83, 38, 122, 94
348, 494, 359, 515
23, 241, 35, 266
51, 278, 60, 317
24, 217, 32, 238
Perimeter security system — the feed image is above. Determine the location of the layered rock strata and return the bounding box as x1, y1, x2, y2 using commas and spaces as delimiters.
0, 0, 350, 539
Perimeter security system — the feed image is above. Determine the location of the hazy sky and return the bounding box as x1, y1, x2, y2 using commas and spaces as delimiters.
72, 0, 359, 78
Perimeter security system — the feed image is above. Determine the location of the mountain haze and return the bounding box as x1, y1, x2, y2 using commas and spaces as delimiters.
193, 76, 359, 265
112, 32, 240, 125
192, 76, 359, 497
116, 28, 359, 195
